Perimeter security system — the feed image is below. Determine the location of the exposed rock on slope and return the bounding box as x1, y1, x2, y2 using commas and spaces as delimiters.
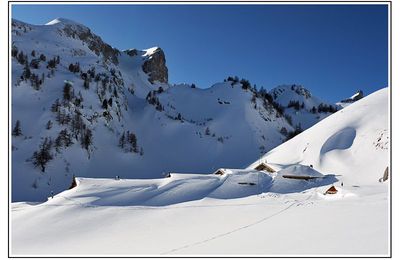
49, 18, 120, 64
142, 47, 168, 83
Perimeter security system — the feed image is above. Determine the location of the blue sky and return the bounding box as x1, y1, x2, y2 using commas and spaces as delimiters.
12, 4, 388, 102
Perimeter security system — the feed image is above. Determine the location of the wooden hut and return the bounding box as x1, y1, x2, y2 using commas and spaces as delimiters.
254, 162, 276, 173
213, 169, 226, 175
324, 185, 338, 195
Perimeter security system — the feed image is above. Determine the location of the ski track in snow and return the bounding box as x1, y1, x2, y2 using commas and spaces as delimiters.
161, 188, 318, 255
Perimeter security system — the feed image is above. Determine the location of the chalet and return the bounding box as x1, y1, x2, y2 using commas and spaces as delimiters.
213, 169, 226, 175
324, 185, 338, 195
253, 162, 276, 173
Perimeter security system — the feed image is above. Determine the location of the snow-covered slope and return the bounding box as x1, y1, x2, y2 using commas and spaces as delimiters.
248, 87, 389, 185
11, 83, 389, 257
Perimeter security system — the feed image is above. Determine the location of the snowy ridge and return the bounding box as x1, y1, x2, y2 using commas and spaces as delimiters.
248, 87, 389, 185
269, 84, 339, 129
45, 17, 85, 27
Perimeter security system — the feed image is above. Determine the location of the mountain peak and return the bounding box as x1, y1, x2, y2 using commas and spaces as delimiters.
45, 17, 83, 26
143, 46, 161, 57
142, 47, 168, 83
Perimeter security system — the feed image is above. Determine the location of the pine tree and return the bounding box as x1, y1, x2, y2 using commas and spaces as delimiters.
32, 137, 53, 172
51, 99, 61, 112
54, 129, 73, 152
23, 63, 31, 80
311, 106, 317, 114
240, 78, 251, 90
46, 120, 53, 130
70, 112, 84, 138
11, 45, 18, 57
280, 127, 288, 136
81, 129, 93, 151
17, 51, 26, 64
47, 57, 57, 69
39, 53, 46, 62
119, 131, 126, 148
63, 82, 72, 101
83, 77, 90, 89
127, 132, 138, 153
102, 99, 108, 109
12, 120, 22, 136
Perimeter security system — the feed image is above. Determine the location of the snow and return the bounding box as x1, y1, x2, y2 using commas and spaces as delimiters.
278, 164, 324, 178
45, 18, 82, 26
350, 91, 361, 100
11, 86, 389, 255
142, 46, 160, 57
319, 127, 356, 154
11, 175, 388, 256
249, 87, 389, 185
10, 18, 389, 256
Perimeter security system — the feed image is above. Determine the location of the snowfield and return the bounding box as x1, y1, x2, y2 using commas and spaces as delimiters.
11, 177, 388, 256
11, 88, 390, 256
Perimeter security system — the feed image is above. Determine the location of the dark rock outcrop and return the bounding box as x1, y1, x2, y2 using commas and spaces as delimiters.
61, 23, 120, 65
341, 90, 364, 103
125, 49, 138, 57
142, 48, 168, 84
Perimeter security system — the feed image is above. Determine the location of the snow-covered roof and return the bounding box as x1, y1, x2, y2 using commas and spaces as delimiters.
278, 164, 324, 178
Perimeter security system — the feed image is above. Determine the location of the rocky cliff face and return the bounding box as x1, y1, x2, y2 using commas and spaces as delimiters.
142, 48, 168, 84
60, 21, 120, 65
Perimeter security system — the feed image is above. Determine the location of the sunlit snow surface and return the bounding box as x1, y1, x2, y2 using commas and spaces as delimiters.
11, 18, 389, 256
11, 89, 389, 256
11, 175, 388, 256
